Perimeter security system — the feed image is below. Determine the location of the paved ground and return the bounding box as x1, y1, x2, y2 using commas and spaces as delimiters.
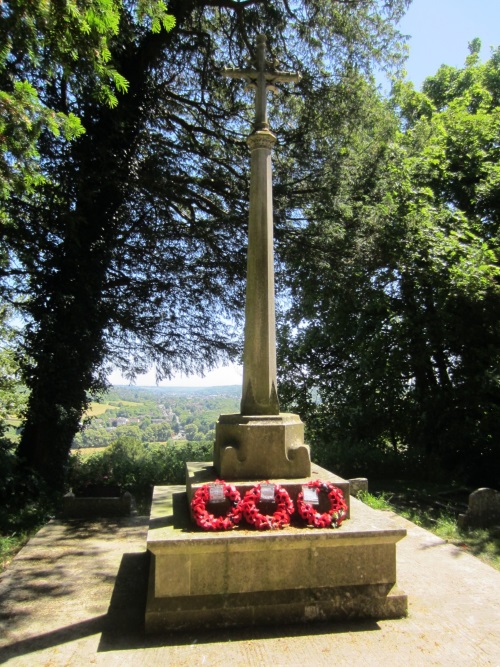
1, 497, 499, 666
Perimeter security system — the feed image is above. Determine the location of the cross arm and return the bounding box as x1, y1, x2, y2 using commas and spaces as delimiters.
221, 67, 301, 86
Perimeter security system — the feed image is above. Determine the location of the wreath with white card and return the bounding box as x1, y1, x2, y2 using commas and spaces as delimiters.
190, 480, 243, 531
296, 480, 348, 528
240, 482, 294, 530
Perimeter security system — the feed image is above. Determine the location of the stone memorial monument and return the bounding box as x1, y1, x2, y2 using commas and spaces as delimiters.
145, 36, 407, 633
214, 34, 311, 481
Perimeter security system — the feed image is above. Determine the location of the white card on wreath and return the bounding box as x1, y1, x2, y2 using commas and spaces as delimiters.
209, 484, 225, 503
303, 486, 319, 505
260, 483, 276, 502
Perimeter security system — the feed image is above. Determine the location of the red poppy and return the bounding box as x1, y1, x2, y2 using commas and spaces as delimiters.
190, 480, 243, 531
240, 482, 294, 530
296, 480, 347, 528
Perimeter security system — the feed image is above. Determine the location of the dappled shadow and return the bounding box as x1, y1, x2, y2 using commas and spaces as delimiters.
0, 537, 114, 609
417, 537, 447, 551
0, 542, 383, 662
47, 516, 149, 542
449, 527, 500, 565
0, 615, 107, 663
369, 480, 470, 522
0, 551, 149, 661
0, 516, 149, 652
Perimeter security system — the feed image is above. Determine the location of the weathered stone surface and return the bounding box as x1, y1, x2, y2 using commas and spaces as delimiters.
145, 37, 406, 637
62, 491, 133, 518
349, 478, 369, 497
222, 37, 301, 419
214, 412, 311, 479
145, 580, 408, 633
3, 505, 500, 664
240, 127, 279, 416
145, 483, 407, 632
458, 487, 500, 528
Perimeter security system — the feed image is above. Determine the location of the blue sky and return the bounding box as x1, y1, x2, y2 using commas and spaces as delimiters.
110, 0, 500, 387
398, 0, 500, 89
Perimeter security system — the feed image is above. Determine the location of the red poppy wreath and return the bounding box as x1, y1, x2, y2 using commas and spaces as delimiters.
191, 480, 243, 531
240, 482, 294, 530
296, 480, 348, 528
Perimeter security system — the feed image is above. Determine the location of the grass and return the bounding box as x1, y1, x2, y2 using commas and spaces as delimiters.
74, 441, 181, 457
85, 402, 115, 417
84, 399, 145, 417
0, 499, 49, 573
108, 400, 144, 407
76, 446, 109, 457
358, 485, 500, 572
0, 533, 30, 572
357, 490, 393, 511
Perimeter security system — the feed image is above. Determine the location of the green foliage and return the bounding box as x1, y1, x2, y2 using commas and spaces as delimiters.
2, 0, 407, 493
1, 532, 29, 572
0, 438, 57, 536
356, 491, 393, 511
0, 306, 26, 431
68, 437, 212, 491
278, 44, 500, 487
0, 0, 176, 198
363, 481, 500, 571
72, 386, 237, 449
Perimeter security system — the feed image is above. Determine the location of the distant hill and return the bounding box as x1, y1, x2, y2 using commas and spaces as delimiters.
111, 384, 241, 398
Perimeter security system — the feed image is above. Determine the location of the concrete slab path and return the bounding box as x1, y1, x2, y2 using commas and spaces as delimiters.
1, 494, 499, 666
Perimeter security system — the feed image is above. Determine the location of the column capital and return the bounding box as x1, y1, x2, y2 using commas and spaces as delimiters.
246, 129, 277, 151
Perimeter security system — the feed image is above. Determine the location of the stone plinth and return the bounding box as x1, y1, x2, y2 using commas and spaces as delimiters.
214, 413, 311, 480
145, 481, 407, 633
62, 490, 132, 518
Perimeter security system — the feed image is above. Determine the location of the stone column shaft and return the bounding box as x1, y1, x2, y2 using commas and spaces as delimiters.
241, 130, 279, 416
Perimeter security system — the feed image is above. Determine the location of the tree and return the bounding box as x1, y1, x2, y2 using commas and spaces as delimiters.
1, 0, 409, 491
142, 422, 172, 442
278, 42, 500, 485
0, 0, 174, 209
0, 306, 26, 429
185, 423, 199, 441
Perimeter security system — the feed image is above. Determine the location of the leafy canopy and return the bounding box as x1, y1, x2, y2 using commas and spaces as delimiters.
278, 41, 500, 484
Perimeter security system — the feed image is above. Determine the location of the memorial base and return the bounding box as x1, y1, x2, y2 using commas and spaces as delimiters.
145, 467, 407, 633
214, 413, 311, 480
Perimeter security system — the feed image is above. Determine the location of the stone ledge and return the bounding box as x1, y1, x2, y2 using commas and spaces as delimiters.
146, 573, 408, 633
61, 491, 133, 518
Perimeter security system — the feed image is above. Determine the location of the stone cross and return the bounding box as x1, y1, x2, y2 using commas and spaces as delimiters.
222, 35, 301, 416
222, 34, 301, 133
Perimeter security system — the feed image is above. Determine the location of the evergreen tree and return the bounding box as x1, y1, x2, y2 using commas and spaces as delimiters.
1, 0, 409, 489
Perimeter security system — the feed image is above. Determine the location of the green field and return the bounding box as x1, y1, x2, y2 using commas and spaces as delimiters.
76, 446, 109, 457
85, 399, 144, 417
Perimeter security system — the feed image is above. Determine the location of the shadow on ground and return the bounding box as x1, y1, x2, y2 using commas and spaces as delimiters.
0, 548, 382, 662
